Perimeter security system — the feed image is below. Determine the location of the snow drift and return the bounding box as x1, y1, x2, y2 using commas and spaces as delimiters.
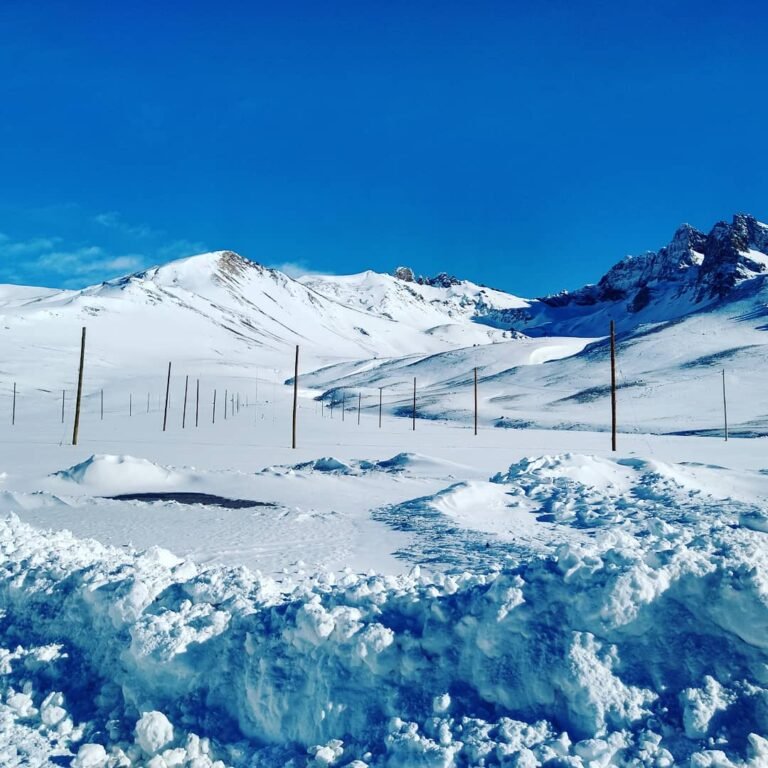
0, 481, 766, 766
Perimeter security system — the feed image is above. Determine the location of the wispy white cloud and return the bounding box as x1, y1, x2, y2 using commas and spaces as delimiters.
0, 238, 147, 288
0, 208, 209, 288
93, 211, 156, 239
268, 260, 330, 279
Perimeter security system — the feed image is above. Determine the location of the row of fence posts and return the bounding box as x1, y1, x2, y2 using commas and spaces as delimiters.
5, 324, 734, 449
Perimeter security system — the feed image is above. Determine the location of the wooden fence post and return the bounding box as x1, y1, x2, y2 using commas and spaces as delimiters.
163, 362, 172, 432
610, 320, 617, 452
72, 327, 86, 445
182, 375, 189, 428
292, 345, 299, 449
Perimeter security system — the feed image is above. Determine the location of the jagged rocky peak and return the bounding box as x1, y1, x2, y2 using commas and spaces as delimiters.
544, 213, 768, 311
393, 266, 416, 282
393, 266, 462, 287
597, 223, 706, 296
697, 214, 768, 298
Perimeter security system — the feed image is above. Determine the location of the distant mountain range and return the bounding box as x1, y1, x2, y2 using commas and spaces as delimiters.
2, 213, 767, 434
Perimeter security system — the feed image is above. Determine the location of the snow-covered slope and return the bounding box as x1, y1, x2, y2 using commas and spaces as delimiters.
299, 269, 530, 332
0, 251, 519, 394
307, 277, 768, 437
298, 222, 768, 437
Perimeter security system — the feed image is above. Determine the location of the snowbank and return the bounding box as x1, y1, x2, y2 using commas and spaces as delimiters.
0, 493, 766, 766
50, 454, 189, 495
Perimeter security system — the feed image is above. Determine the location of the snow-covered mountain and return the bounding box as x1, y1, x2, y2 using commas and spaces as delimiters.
3, 212, 768, 436
300, 214, 768, 436
514, 213, 768, 336
298, 269, 530, 332
0, 251, 517, 391
299, 214, 768, 341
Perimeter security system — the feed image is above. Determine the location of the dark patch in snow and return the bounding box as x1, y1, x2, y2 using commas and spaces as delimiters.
109, 492, 275, 509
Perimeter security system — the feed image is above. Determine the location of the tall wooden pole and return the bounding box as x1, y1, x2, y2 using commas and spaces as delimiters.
379, 387, 383, 428
358, 392, 362, 425
212, 389, 217, 424
722, 369, 728, 442
292, 345, 299, 449
196, 379, 200, 428
11, 383, 16, 426
474, 367, 478, 436
610, 320, 617, 452
342, 390, 345, 422
412, 377, 417, 431
182, 375, 189, 429
73, 327, 86, 446
163, 362, 172, 432
100, 389, 104, 421
224, 389, 228, 420
61, 389, 66, 424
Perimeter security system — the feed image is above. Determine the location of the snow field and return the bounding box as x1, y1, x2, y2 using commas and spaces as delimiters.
0, 450, 767, 766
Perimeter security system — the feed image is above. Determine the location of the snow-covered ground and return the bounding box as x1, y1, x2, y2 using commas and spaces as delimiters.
1, 243, 767, 766
1, 394, 767, 766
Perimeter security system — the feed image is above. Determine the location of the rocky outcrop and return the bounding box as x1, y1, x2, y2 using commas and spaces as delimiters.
542, 214, 767, 313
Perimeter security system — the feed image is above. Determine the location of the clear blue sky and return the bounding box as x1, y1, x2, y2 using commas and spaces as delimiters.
1, 0, 766, 293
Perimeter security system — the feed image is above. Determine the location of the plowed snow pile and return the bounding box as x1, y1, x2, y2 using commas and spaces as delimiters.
1, 453, 768, 767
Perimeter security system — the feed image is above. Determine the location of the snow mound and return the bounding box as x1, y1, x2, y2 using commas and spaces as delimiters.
51, 454, 187, 495
0, 509, 767, 766
489, 453, 767, 530
263, 452, 465, 478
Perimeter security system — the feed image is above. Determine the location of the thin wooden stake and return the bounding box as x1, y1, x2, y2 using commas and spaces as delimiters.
292, 345, 299, 449
412, 377, 416, 431
100, 389, 104, 421
379, 387, 383, 428
722, 369, 728, 442
342, 390, 345, 422
61, 389, 66, 424
610, 320, 617, 452
163, 362, 172, 432
182, 375, 189, 429
474, 367, 478, 436
224, 389, 228, 420
196, 379, 200, 428
212, 389, 217, 424
358, 392, 362, 425
73, 327, 86, 445
12, 383, 16, 426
